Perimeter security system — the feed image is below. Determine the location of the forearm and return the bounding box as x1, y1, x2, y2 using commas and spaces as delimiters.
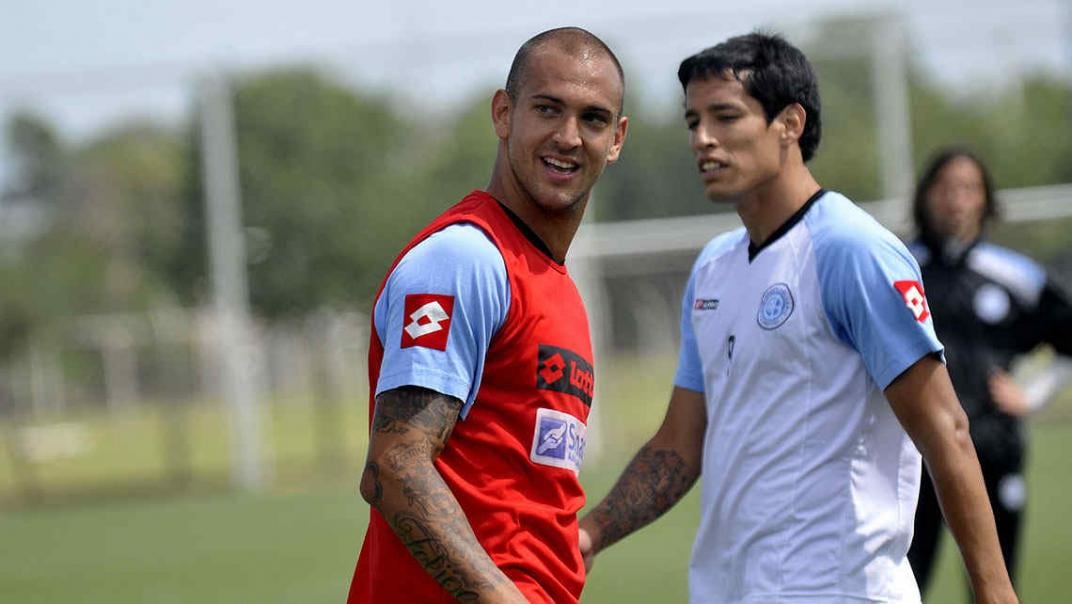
581, 441, 699, 554
923, 428, 1012, 599
887, 357, 1017, 603
364, 448, 524, 602
361, 387, 525, 603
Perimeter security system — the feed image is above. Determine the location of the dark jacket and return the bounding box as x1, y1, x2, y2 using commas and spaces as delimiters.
909, 237, 1072, 468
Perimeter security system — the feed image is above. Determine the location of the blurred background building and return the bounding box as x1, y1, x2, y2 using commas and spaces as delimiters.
1, 1, 1070, 602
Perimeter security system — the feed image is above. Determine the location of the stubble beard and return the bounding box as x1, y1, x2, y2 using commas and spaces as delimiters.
508, 150, 587, 216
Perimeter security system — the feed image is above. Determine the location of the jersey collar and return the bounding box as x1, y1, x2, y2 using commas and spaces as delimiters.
747, 189, 827, 262
494, 200, 566, 269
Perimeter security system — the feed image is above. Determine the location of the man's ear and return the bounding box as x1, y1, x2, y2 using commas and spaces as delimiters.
605, 115, 629, 163
777, 103, 806, 146
491, 89, 512, 140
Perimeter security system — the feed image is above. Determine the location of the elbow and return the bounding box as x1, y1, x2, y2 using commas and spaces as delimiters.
949, 404, 973, 450
359, 460, 384, 507
359, 442, 434, 506
359, 439, 438, 507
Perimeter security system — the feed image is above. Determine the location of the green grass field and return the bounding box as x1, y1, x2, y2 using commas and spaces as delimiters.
1, 355, 1070, 602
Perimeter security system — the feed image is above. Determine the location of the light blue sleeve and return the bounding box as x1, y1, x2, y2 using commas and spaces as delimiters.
816, 229, 944, 390
374, 224, 510, 417
673, 264, 705, 393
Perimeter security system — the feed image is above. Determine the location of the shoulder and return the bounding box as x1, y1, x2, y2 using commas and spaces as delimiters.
806, 191, 913, 264
691, 226, 747, 274
398, 223, 503, 269
967, 241, 1046, 305
906, 239, 931, 266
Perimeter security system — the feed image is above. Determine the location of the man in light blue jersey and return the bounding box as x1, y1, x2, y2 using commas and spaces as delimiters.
578, 32, 1017, 604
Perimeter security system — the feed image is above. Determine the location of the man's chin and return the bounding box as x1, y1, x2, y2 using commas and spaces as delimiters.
534, 191, 585, 213
703, 186, 740, 203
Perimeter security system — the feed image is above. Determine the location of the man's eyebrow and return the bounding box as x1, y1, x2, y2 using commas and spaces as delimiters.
530, 93, 615, 117
685, 102, 741, 117
581, 104, 614, 117
530, 93, 564, 105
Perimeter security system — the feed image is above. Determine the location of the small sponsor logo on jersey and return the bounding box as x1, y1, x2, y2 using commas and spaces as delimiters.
536, 344, 594, 406
694, 298, 720, 311
893, 280, 930, 322
756, 283, 794, 330
530, 408, 586, 473
400, 294, 454, 350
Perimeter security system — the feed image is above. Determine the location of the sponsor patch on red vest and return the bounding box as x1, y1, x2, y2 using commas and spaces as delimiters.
401, 294, 454, 350
530, 407, 587, 473
536, 344, 594, 406
893, 280, 930, 322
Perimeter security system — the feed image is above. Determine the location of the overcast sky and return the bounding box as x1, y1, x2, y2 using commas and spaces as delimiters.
0, 0, 1069, 144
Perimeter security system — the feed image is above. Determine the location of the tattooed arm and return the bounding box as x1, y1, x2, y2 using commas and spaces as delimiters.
578, 386, 707, 569
359, 386, 527, 603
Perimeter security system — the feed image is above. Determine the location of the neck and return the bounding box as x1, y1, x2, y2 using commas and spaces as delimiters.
925, 229, 981, 263
735, 162, 821, 246
486, 153, 587, 264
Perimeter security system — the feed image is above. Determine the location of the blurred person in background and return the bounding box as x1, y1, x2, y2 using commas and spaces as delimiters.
906, 147, 1072, 595
578, 32, 1018, 603
348, 27, 628, 603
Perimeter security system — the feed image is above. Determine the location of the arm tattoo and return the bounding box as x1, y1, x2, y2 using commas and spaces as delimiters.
589, 444, 699, 551
360, 462, 383, 507
372, 386, 460, 447
365, 387, 514, 599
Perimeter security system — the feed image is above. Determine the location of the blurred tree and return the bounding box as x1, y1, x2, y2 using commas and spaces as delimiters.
177, 67, 449, 316
594, 106, 711, 221
2, 111, 66, 205
0, 115, 185, 361
68, 123, 187, 308
1, 41, 1069, 332
413, 91, 498, 210
808, 56, 882, 202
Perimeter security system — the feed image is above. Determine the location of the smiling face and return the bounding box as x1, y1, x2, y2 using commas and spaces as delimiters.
684, 74, 791, 203
492, 45, 627, 214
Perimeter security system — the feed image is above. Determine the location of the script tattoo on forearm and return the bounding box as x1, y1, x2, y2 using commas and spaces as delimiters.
590, 444, 699, 550
365, 387, 513, 600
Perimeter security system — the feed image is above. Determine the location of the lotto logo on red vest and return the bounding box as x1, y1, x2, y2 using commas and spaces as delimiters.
536, 344, 594, 407
401, 294, 454, 350
894, 280, 930, 322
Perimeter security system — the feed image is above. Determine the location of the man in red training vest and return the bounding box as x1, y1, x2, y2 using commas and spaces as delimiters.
348, 26, 628, 603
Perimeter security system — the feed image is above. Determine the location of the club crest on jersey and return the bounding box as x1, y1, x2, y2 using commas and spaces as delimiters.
530, 408, 586, 473
893, 280, 930, 323
536, 344, 594, 406
400, 293, 454, 350
973, 283, 1010, 324
757, 283, 794, 330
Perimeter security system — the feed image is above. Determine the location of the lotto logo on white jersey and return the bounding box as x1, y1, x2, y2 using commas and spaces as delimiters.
893, 280, 930, 322
400, 294, 454, 350
530, 408, 586, 474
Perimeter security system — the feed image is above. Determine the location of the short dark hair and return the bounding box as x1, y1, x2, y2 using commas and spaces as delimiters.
505, 27, 625, 113
912, 146, 998, 240
678, 32, 821, 161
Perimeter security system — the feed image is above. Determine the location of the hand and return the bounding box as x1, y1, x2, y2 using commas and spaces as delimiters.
578, 524, 597, 573
988, 369, 1029, 417
971, 583, 1019, 604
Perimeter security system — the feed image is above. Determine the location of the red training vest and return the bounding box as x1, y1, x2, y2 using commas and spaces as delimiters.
349, 190, 595, 603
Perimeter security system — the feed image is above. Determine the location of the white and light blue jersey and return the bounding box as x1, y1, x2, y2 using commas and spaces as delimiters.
374, 224, 510, 417
675, 191, 943, 603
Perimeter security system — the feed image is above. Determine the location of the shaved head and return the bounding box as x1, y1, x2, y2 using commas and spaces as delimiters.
505, 27, 625, 113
